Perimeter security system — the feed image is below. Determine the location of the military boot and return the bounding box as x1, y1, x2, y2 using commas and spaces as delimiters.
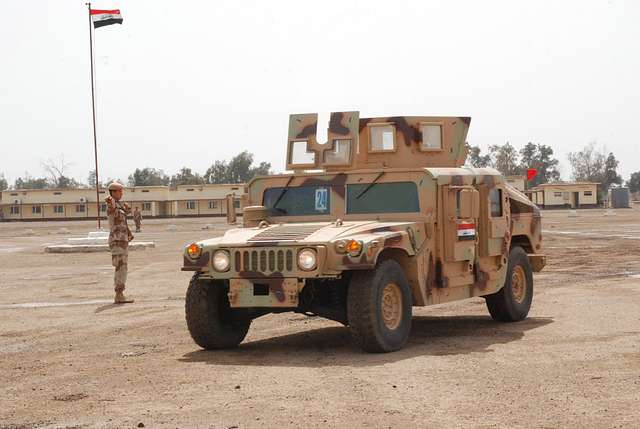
114, 291, 134, 304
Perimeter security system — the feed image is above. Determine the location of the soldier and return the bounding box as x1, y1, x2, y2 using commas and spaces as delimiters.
133, 206, 142, 232
106, 182, 134, 304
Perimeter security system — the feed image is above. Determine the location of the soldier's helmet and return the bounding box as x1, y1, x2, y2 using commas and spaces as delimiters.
108, 181, 124, 191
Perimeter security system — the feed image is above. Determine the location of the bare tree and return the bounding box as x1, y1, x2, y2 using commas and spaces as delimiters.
41, 155, 80, 188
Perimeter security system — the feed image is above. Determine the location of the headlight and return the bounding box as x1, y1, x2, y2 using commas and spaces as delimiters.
345, 239, 362, 256
186, 243, 202, 259
213, 250, 230, 272
297, 248, 317, 271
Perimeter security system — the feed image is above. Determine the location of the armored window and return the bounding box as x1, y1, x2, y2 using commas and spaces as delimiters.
368, 124, 395, 152
10, 205, 20, 214
54, 205, 64, 214
420, 124, 442, 150
289, 141, 316, 166
186, 201, 196, 210
347, 182, 419, 214
263, 186, 331, 216
76, 204, 85, 213
489, 189, 502, 217
143, 202, 152, 211
323, 140, 351, 165
32, 205, 41, 214
584, 190, 593, 196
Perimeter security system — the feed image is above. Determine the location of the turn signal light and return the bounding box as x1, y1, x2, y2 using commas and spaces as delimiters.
346, 239, 362, 256
187, 243, 201, 259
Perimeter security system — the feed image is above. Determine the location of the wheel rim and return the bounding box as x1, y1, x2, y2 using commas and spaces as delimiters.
511, 265, 527, 304
381, 282, 403, 330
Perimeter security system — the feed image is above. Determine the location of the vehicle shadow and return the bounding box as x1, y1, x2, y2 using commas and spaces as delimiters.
179, 315, 553, 368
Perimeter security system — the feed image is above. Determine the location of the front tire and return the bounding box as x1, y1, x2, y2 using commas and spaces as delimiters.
185, 275, 251, 350
485, 246, 533, 322
347, 259, 413, 353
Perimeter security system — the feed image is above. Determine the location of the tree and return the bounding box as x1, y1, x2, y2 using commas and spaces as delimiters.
627, 171, 640, 194
488, 142, 521, 176
0, 174, 7, 191
127, 168, 170, 187
466, 145, 492, 168
14, 174, 49, 190
204, 151, 272, 184
87, 170, 104, 188
42, 156, 80, 188
567, 143, 605, 183
170, 167, 205, 186
518, 142, 560, 187
603, 152, 622, 190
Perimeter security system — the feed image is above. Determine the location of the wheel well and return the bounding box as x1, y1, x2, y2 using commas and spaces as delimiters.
511, 235, 533, 253
376, 248, 424, 305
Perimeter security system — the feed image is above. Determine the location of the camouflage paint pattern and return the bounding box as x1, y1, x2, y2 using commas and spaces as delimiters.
183, 112, 545, 310
106, 195, 133, 293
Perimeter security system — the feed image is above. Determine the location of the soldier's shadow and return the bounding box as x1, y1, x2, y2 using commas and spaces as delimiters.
178, 315, 553, 368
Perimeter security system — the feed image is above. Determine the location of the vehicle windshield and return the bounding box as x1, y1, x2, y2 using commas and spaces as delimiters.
263, 185, 331, 216
346, 182, 420, 214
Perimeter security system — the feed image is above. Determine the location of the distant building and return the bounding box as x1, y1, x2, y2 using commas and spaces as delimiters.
0, 184, 246, 221
505, 175, 526, 192
527, 182, 599, 209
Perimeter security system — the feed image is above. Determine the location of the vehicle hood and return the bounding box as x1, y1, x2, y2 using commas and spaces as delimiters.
197, 220, 418, 248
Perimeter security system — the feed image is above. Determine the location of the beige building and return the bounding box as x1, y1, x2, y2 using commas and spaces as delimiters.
527, 182, 599, 209
0, 184, 245, 221
505, 175, 526, 192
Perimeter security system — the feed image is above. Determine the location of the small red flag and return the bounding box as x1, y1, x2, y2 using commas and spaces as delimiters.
526, 168, 537, 181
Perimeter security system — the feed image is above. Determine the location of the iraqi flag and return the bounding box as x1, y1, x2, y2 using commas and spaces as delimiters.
91, 9, 123, 29
457, 222, 476, 241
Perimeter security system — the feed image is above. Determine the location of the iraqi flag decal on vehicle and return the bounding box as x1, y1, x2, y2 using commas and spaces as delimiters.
457, 222, 476, 240
91, 9, 123, 28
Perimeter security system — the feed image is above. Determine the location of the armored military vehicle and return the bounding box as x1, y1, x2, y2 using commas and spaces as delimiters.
182, 112, 545, 353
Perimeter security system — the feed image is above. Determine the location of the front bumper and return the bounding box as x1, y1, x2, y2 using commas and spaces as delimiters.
228, 277, 302, 308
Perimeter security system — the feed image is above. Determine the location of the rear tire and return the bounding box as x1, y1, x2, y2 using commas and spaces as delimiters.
485, 246, 533, 322
185, 275, 251, 350
347, 259, 412, 353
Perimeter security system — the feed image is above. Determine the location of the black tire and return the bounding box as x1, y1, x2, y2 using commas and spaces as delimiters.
485, 246, 533, 322
347, 259, 413, 353
185, 275, 251, 350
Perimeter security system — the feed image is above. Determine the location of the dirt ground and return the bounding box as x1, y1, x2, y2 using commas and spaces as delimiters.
1, 209, 639, 429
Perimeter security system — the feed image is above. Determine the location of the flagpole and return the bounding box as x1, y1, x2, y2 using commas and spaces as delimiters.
86, 2, 101, 229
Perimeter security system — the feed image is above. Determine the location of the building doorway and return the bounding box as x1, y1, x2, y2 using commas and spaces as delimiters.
572, 192, 580, 209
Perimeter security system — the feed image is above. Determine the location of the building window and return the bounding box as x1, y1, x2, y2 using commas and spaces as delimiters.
142, 202, 152, 211
142, 189, 150, 193
53, 192, 62, 195
32, 205, 42, 214
584, 190, 593, 196
490, 189, 502, 217
186, 201, 196, 210
10, 193, 18, 196
10, 206, 20, 215
554, 192, 563, 197
208, 201, 217, 209
54, 205, 64, 214
186, 188, 194, 192
234, 200, 240, 209
76, 204, 85, 213
368, 124, 395, 152
100, 203, 107, 212
420, 124, 442, 150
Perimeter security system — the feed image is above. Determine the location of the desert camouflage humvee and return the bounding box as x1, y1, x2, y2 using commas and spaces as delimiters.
182, 112, 545, 353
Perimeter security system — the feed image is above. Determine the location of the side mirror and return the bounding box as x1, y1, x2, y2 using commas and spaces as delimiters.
459, 189, 480, 219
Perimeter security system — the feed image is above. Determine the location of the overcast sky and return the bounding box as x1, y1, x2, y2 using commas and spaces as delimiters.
1, 0, 639, 185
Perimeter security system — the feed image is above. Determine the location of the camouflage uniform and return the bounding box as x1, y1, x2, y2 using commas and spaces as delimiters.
106, 188, 133, 296
133, 208, 142, 232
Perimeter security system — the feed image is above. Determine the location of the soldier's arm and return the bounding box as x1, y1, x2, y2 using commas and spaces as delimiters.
105, 196, 116, 215
123, 202, 132, 215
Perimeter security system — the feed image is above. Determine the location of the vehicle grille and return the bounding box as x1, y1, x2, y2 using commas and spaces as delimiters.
248, 224, 328, 242
233, 248, 295, 275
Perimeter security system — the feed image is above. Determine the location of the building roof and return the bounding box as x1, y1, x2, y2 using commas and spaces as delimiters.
534, 182, 599, 188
